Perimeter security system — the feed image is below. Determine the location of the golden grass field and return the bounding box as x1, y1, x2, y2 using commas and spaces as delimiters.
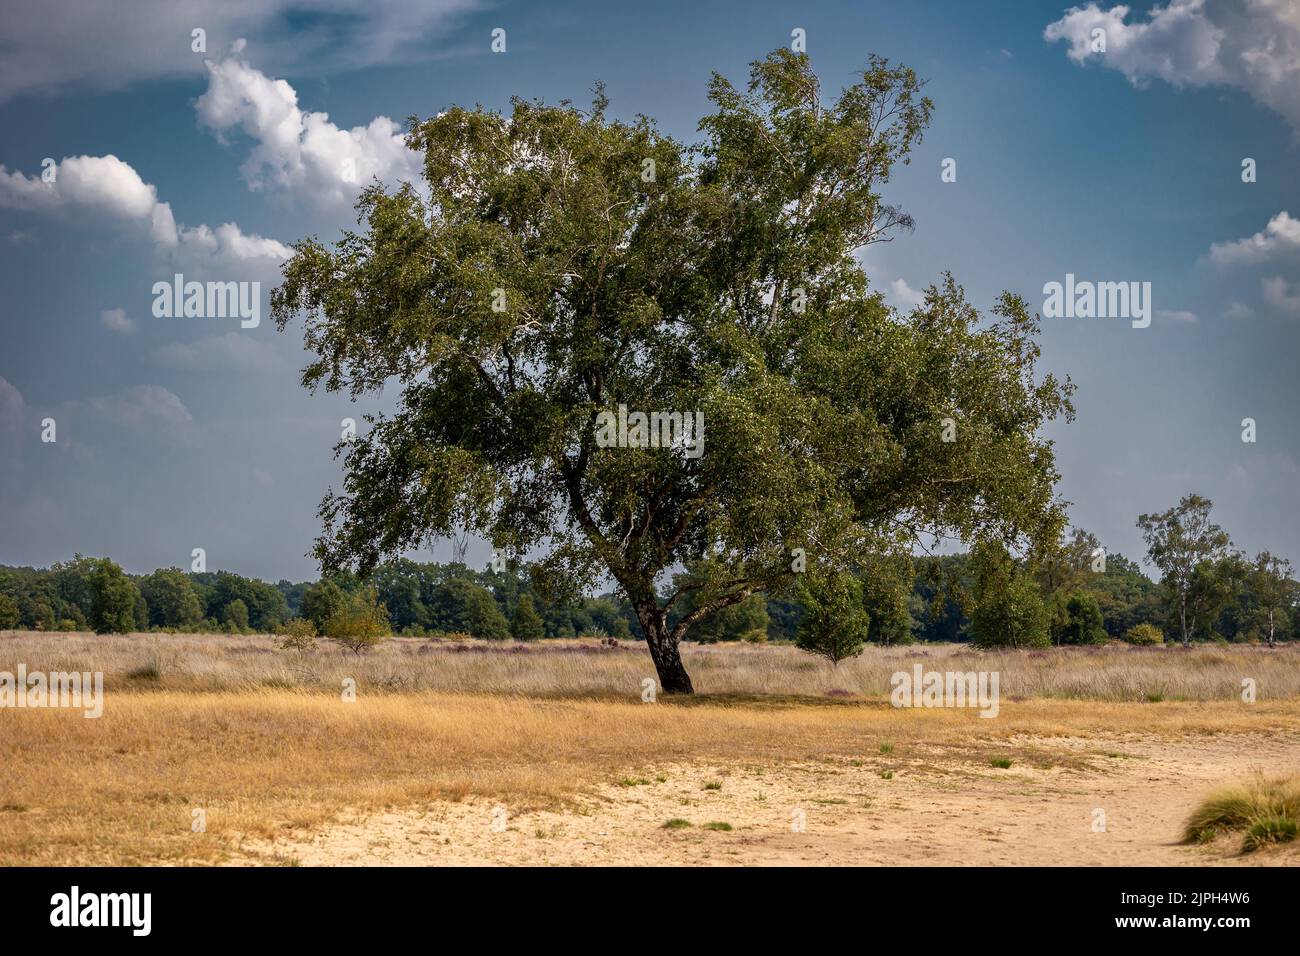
2, 631, 1298, 866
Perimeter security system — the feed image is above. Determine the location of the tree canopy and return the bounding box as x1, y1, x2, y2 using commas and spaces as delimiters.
272, 49, 1074, 692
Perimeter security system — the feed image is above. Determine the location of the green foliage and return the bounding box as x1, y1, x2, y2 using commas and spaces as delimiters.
1138, 495, 1233, 645
278, 617, 318, 651
969, 541, 1049, 648
795, 570, 869, 665
86, 557, 140, 634
1061, 591, 1107, 645
222, 598, 250, 633
302, 579, 349, 633
139, 568, 204, 629
1246, 551, 1295, 646
1091, 552, 1161, 638
0, 593, 19, 629
271, 48, 1073, 693
324, 588, 390, 654
669, 564, 770, 642
510, 594, 544, 641
1124, 622, 1164, 646
433, 577, 510, 639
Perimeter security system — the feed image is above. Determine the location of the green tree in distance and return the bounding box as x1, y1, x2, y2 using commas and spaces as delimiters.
1138, 495, 1231, 646
795, 569, 870, 666
969, 540, 1050, 648
273, 49, 1073, 692
510, 593, 545, 641
1247, 551, 1294, 647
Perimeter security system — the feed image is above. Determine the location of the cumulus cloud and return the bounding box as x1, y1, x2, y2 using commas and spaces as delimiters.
886, 278, 927, 311
0, 153, 291, 267
151, 332, 283, 373
1262, 276, 1300, 314
1156, 309, 1199, 324
70, 385, 197, 447
1209, 211, 1300, 265
0, 0, 480, 103
100, 308, 137, 334
1045, 1, 1300, 132
196, 55, 424, 207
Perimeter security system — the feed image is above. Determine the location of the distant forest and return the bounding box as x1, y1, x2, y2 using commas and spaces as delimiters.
0, 538, 1290, 647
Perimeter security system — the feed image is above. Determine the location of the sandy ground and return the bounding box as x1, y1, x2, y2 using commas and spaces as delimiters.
238, 729, 1300, 866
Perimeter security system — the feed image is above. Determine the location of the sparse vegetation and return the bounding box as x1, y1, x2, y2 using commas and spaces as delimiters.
1182, 776, 1300, 854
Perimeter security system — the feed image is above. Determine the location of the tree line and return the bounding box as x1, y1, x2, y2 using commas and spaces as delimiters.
0, 495, 1292, 651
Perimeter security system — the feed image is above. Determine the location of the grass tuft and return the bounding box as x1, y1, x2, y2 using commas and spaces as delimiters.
1182, 776, 1300, 854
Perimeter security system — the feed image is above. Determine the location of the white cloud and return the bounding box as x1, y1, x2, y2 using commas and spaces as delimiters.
100, 308, 137, 334
1156, 309, 1199, 323
0, 153, 291, 267
1225, 300, 1255, 318
0, 1, 480, 103
1262, 275, 1300, 314
1045, 1, 1300, 132
886, 278, 927, 311
1209, 211, 1300, 264
151, 333, 283, 373
196, 56, 424, 207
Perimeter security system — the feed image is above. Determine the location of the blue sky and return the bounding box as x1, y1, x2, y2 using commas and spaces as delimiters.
1, 0, 1297, 581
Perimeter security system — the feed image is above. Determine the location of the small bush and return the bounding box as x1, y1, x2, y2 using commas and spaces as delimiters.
703, 821, 733, 831
989, 758, 1012, 769
277, 618, 318, 651
661, 818, 692, 829
1124, 623, 1165, 646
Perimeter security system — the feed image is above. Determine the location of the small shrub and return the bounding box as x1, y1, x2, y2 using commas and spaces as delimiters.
879, 742, 894, 754
990, 758, 1012, 769
702, 781, 722, 791
703, 821, 733, 831
1124, 623, 1165, 646
661, 818, 692, 829
277, 618, 318, 651
324, 589, 390, 655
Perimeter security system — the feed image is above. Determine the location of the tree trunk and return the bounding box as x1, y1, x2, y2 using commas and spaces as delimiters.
1179, 594, 1190, 647
634, 598, 694, 695
1268, 609, 1275, 648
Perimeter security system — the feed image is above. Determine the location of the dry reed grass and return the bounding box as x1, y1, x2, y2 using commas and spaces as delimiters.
3, 630, 1298, 701
2, 631, 1298, 865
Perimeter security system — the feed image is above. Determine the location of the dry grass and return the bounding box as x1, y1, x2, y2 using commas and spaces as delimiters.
2, 631, 1298, 865
2, 687, 1297, 865
1182, 775, 1300, 852
4, 630, 1299, 701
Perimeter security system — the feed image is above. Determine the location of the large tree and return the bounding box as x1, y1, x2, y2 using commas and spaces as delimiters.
272, 50, 1073, 693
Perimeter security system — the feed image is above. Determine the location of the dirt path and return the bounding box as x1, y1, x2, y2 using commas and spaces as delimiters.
240, 731, 1300, 866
